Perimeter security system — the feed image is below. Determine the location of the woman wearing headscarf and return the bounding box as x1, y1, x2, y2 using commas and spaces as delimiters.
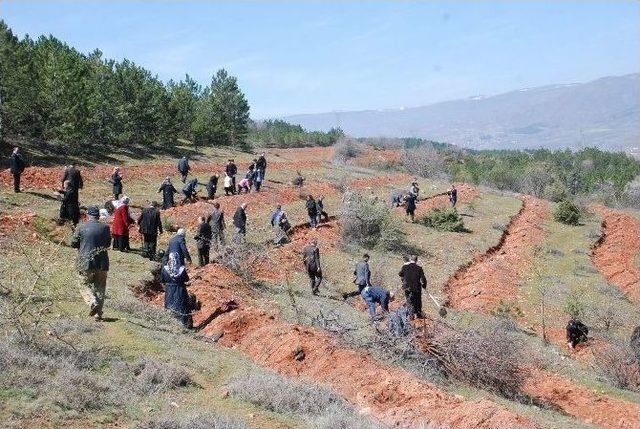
161, 252, 191, 328
111, 196, 134, 251
109, 167, 123, 200
158, 176, 178, 209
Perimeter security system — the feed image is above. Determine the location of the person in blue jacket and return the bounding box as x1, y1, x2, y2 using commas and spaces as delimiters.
361, 284, 392, 318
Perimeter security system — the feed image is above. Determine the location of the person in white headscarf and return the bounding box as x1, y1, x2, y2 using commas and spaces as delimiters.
161, 252, 191, 327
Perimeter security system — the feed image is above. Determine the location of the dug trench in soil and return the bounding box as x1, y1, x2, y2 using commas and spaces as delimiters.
444, 195, 549, 313
590, 205, 640, 302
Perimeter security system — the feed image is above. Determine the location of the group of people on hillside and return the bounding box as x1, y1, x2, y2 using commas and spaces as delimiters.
7, 147, 593, 351
393, 182, 458, 222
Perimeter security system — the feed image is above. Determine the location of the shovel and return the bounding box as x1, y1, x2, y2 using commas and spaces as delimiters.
428, 293, 447, 317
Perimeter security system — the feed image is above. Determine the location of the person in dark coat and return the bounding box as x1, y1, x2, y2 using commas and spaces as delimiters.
9, 147, 26, 193
447, 184, 458, 207
158, 177, 178, 209
111, 197, 134, 251
316, 196, 329, 224
177, 156, 190, 183
404, 193, 417, 222
62, 163, 83, 199
566, 319, 589, 349
361, 285, 392, 318
253, 166, 264, 192
166, 229, 192, 265
58, 180, 80, 226
256, 152, 267, 177
353, 254, 372, 293
71, 205, 111, 320
181, 178, 199, 204
161, 252, 191, 328
398, 255, 427, 319
109, 167, 123, 200
233, 203, 247, 242
306, 195, 318, 228
225, 159, 238, 194
208, 202, 226, 251
137, 201, 163, 260
206, 175, 219, 199
195, 216, 212, 266
302, 239, 322, 295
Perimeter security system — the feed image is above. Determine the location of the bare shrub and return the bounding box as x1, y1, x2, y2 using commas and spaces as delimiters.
215, 242, 266, 284
136, 412, 252, 429
400, 145, 449, 180
518, 162, 559, 198
228, 371, 387, 428
340, 190, 406, 250
47, 366, 119, 411
109, 357, 192, 395
593, 340, 640, 391
587, 302, 625, 332
620, 177, 640, 209
419, 322, 527, 399
112, 295, 184, 333
333, 138, 362, 164
631, 326, 640, 364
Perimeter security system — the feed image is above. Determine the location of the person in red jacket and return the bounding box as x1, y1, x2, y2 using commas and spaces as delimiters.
111, 196, 134, 251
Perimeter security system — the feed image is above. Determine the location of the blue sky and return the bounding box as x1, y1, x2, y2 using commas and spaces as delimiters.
2, 1, 639, 118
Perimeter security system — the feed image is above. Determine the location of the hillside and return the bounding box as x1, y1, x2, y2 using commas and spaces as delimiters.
282, 74, 640, 151
1, 144, 640, 429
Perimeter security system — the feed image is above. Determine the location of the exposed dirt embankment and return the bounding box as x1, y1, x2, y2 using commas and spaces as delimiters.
444, 195, 549, 313
413, 183, 480, 218
591, 205, 640, 302
522, 369, 640, 429
202, 304, 539, 429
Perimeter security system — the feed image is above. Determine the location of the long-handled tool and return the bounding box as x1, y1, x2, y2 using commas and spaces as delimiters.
428, 293, 447, 317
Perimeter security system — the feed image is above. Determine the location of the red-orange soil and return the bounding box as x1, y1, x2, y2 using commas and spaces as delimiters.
412, 183, 480, 218
444, 196, 549, 313
203, 305, 539, 429
591, 205, 640, 302
522, 369, 640, 429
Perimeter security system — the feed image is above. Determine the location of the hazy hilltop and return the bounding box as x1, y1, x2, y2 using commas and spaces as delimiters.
283, 73, 640, 151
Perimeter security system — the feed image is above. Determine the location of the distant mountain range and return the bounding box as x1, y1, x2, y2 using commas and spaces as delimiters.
281, 74, 640, 151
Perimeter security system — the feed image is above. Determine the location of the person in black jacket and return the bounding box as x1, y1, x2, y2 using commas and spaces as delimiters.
208, 202, 226, 251
206, 175, 219, 199
71, 205, 111, 320
195, 216, 212, 266
177, 156, 190, 183
256, 152, 267, 177
404, 193, 417, 222
566, 319, 589, 349
137, 201, 163, 260
158, 177, 178, 209
302, 239, 322, 295
233, 203, 247, 243
306, 195, 318, 228
9, 147, 26, 193
58, 180, 80, 226
398, 255, 427, 319
447, 184, 458, 207
225, 159, 238, 194
165, 229, 192, 265
181, 178, 199, 204
62, 163, 83, 199
316, 196, 329, 224
109, 167, 123, 200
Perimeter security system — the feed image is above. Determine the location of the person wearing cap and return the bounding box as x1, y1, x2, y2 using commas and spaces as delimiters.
302, 239, 322, 295
165, 228, 192, 265
361, 285, 392, 318
137, 201, 163, 260
9, 147, 26, 193
71, 205, 111, 321
111, 196, 134, 251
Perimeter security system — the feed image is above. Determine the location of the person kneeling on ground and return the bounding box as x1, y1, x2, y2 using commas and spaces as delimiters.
566, 318, 589, 349
195, 216, 212, 266
161, 252, 191, 328
361, 284, 392, 318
